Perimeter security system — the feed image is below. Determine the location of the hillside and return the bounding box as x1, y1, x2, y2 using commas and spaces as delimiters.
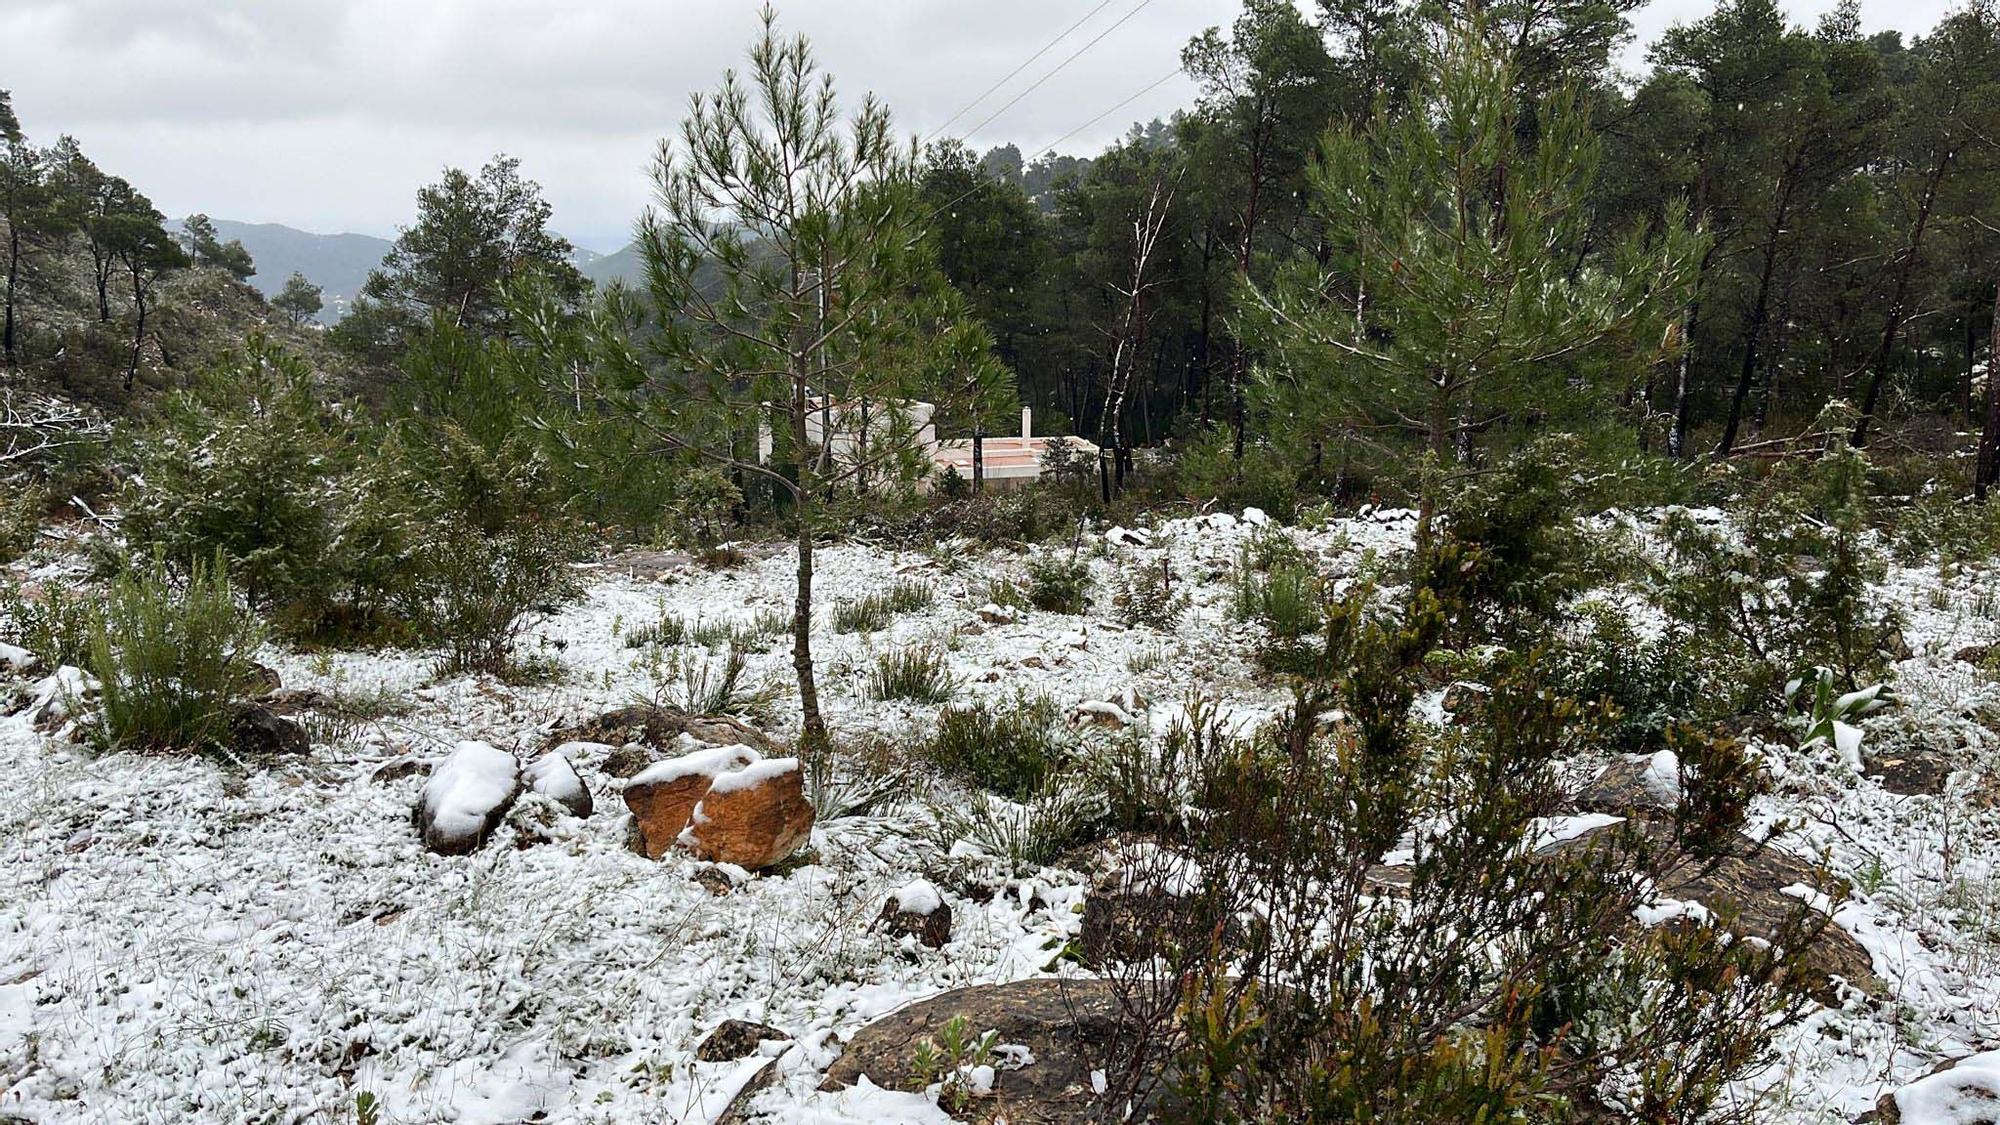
197, 220, 392, 325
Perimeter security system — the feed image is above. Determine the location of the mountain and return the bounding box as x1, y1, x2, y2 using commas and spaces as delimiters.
582, 242, 645, 288
203, 220, 393, 325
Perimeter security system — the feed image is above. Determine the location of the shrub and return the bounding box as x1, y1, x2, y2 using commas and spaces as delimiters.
926, 692, 1066, 799
663, 467, 742, 551
1654, 443, 1899, 713
1112, 556, 1187, 630
90, 557, 267, 753
0, 479, 46, 564
118, 339, 360, 634
1546, 601, 1705, 751
2, 582, 99, 671
1026, 554, 1091, 614
659, 643, 774, 716
928, 782, 1102, 875
869, 645, 956, 704
1091, 593, 1815, 1122
394, 429, 585, 675
833, 579, 935, 633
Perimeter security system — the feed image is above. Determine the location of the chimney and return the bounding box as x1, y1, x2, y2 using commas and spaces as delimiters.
1021, 406, 1032, 440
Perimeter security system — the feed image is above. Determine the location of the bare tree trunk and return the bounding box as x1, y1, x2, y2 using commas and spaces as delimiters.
1717, 161, 1798, 457
1977, 280, 2000, 500
787, 385, 829, 763
1855, 148, 1953, 448
2, 220, 19, 368
124, 266, 146, 390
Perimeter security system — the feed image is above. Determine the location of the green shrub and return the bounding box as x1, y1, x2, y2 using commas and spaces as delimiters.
926, 692, 1067, 799
90, 557, 267, 753
660, 643, 774, 716
869, 645, 956, 703
928, 782, 1102, 875
1026, 554, 1091, 614
1654, 443, 1899, 712
0, 479, 46, 564
402, 515, 581, 676
2, 582, 99, 671
1112, 557, 1188, 630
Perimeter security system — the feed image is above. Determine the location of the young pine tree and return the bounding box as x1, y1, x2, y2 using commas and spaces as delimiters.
1249, 19, 1701, 557
625, 6, 1011, 762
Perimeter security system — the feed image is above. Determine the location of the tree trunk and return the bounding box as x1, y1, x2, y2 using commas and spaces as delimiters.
1854, 148, 1953, 448
1716, 161, 1798, 457
2, 220, 18, 368
124, 267, 146, 390
1977, 279, 2000, 500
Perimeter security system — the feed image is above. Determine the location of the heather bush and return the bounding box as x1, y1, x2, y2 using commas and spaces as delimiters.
925, 691, 1067, 799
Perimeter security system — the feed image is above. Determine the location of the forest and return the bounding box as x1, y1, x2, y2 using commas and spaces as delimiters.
1, 0, 1999, 1122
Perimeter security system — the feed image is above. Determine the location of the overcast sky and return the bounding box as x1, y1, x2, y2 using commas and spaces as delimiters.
0, 0, 1960, 252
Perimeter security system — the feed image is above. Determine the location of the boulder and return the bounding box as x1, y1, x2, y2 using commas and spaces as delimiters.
821, 978, 1151, 1123
680, 757, 814, 870
879, 879, 952, 949
417, 741, 521, 855
1550, 822, 1883, 1004
600, 743, 658, 779
370, 754, 431, 784
1865, 744, 1954, 797
1858, 1051, 2000, 1123
695, 1019, 791, 1063
1954, 643, 1993, 666
1576, 751, 1681, 818
524, 751, 593, 818
975, 603, 1018, 625
245, 661, 283, 697
623, 744, 763, 859
229, 703, 309, 756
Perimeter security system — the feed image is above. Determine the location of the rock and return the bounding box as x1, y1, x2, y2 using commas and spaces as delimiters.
693, 866, 737, 896
228, 703, 309, 756
245, 661, 283, 697
1881, 628, 1914, 662
1954, 643, 1993, 666
623, 744, 762, 859
680, 757, 814, 870
1858, 1051, 2000, 1123
975, 603, 1018, 625
821, 978, 1150, 1123
695, 1019, 791, 1062
600, 743, 657, 779
23, 665, 98, 730
1576, 751, 1681, 818
1550, 822, 1883, 1004
371, 755, 431, 784
524, 752, 593, 818
1241, 506, 1270, 527
417, 741, 521, 855
550, 704, 777, 756
1865, 744, 1954, 797
1068, 700, 1137, 730
1079, 847, 1216, 969
0, 642, 40, 675
879, 879, 952, 949
1439, 681, 1488, 725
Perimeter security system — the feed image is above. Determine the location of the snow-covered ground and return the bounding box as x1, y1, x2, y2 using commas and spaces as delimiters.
0, 509, 1994, 1123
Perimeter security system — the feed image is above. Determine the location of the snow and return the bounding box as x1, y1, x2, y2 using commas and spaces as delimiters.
703, 755, 799, 796
889, 879, 942, 916
627, 743, 762, 788
420, 740, 519, 842
1892, 1050, 2000, 1124
0, 506, 1994, 1122
522, 751, 587, 807
0, 642, 32, 670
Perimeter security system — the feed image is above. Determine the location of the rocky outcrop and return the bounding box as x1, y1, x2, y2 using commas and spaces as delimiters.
821, 978, 1150, 1123
417, 741, 521, 855
679, 757, 813, 870
1576, 751, 1681, 818
550, 705, 777, 756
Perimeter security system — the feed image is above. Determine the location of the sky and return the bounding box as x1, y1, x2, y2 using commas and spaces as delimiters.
0, 0, 1962, 252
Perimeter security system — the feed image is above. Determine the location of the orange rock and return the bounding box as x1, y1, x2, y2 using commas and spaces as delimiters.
679, 757, 814, 870
622, 745, 761, 859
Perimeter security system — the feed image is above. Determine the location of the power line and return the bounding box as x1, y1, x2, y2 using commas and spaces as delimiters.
926, 0, 1119, 141
1026, 65, 1184, 163
956, 0, 1161, 144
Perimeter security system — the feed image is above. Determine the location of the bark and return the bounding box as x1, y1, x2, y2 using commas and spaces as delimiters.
1854, 148, 1953, 448
2, 219, 18, 368
787, 385, 829, 764
1716, 157, 1799, 457
124, 264, 146, 389
1978, 279, 2000, 500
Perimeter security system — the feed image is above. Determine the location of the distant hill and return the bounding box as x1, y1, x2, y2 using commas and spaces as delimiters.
198, 220, 393, 325
582, 242, 645, 288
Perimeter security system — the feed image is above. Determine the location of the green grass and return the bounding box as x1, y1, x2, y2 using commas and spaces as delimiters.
833, 579, 935, 633
868, 645, 956, 703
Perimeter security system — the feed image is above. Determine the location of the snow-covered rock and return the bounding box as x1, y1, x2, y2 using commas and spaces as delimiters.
22, 664, 97, 729
524, 751, 593, 818
878, 878, 951, 949
417, 741, 521, 855
0, 642, 37, 673
623, 743, 762, 859
679, 756, 813, 871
